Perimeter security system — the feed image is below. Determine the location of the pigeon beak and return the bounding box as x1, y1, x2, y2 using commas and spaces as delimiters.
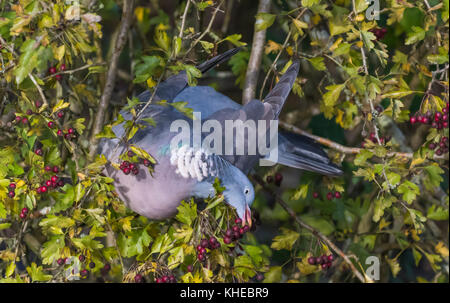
244, 205, 252, 227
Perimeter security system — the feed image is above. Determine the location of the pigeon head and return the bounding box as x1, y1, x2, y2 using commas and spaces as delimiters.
220, 164, 254, 227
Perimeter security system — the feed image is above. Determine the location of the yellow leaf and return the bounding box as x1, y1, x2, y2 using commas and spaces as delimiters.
329, 37, 343, 52
355, 14, 365, 22
54, 44, 65, 61
410, 156, 425, 169
435, 242, 449, 257
147, 77, 156, 88
264, 40, 281, 54
286, 46, 293, 56
356, 41, 363, 48
311, 14, 321, 25
378, 218, 391, 231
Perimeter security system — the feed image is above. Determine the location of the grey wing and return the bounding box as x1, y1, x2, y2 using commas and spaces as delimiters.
136, 47, 242, 103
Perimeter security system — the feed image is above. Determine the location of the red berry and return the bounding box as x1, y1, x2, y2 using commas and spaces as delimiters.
26, 109, 33, 115
19, 212, 26, 219
64, 133, 71, 139
57, 111, 64, 118
428, 143, 436, 150
35, 149, 43, 156
326, 192, 333, 200
15, 116, 22, 122
134, 274, 144, 283
9, 183, 16, 189
48, 121, 54, 128
274, 172, 283, 186
443, 122, 449, 128
187, 265, 193, 272
313, 192, 319, 199
51, 175, 58, 182
200, 239, 208, 248
256, 273, 264, 281
169, 275, 176, 283
22, 117, 28, 125
225, 229, 233, 237
131, 167, 139, 175
232, 225, 240, 232
243, 225, 250, 233
155, 278, 162, 283
239, 228, 245, 235
235, 218, 242, 225
162, 276, 169, 283
224, 236, 232, 244
436, 149, 443, 156
49, 66, 57, 74
8, 191, 15, 198
45, 180, 52, 187
57, 258, 65, 266
321, 263, 328, 270
57, 129, 63, 136
60, 64, 66, 71
143, 159, 151, 167
123, 167, 130, 175
334, 192, 341, 199
435, 112, 443, 121
55, 74, 62, 81
57, 180, 64, 187
40, 185, 48, 193
233, 231, 241, 239
308, 257, 316, 265
68, 128, 74, 134
45, 165, 52, 171
79, 255, 85, 262
127, 150, 134, 157
327, 255, 334, 262
422, 117, 429, 124
35, 100, 42, 108
53, 166, 59, 173
80, 269, 88, 277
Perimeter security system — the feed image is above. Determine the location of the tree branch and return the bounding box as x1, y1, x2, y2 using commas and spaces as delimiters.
242, 0, 271, 104
88, 0, 135, 158
251, 174, 368, 283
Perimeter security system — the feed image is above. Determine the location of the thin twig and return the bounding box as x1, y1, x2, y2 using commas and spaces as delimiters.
183, 0, 225, 58
28, 73, 49, 107
179, 0, 191, 39
242, 0, 271, 104
89, 0, 135, 158
251, 174, 368, 283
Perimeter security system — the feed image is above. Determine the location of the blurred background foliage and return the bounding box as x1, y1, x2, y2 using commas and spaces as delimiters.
0, 0, 448, 283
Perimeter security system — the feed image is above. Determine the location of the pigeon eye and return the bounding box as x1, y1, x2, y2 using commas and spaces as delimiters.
244, 188, 250, 195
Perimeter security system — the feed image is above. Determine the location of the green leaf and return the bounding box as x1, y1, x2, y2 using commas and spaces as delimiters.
307, 57, 326, 71
323, 84, 345, 107
255, 13, 276, 31
263, 266, 282, 282
271, 228, 300, 250
175, 200, 197, 225
397, 181, 420, 204
41, 235, 65, 265
13, 39, 38, 84
405, 26, 426, 45
354, 149, 374, 166
427, 205, 449, 221
423, 165, 444, 190
300, 215, 335, 235
26, 263, 52, 282
373, 195, 397, 222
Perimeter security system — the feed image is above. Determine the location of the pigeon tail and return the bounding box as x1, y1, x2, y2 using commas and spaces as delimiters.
196, 47, 243, 74
263, 60, 300, 119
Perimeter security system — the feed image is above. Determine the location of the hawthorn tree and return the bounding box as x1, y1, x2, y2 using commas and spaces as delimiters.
0, 0, 448, 283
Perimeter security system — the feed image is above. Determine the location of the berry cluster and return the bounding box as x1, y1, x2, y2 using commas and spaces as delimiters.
48, 63, 66, 81
429, 136, 449, 155
196, 236, 221, 262
313, 191, 342, 200
266, 172, 283, 186
223, 218, 250, 245
36, 173, 64, 194
410, 104, 449, 130
7, 183, 16, 198
119, 151, 152, 176
308, 254, 334, 270
155, 275, 177, 283
369, 27, 388, 40
19, 207, 29, 219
